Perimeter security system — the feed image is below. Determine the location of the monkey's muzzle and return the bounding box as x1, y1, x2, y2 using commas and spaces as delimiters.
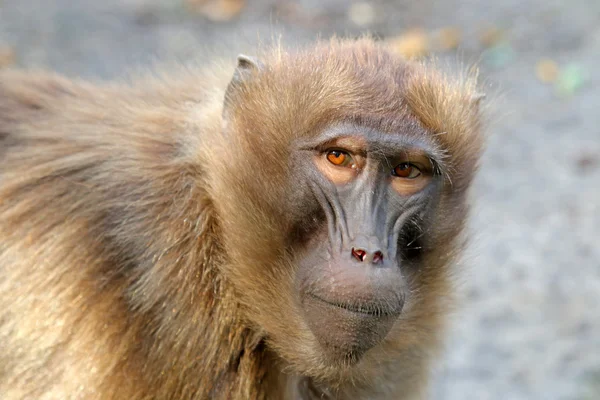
297, 253, 406, 363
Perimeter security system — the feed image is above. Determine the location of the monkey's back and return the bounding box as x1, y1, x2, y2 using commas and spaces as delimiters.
0, 67, 233, 399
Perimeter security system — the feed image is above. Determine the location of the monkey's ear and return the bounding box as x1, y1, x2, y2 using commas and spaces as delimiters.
472, 92, 486, 105
223, 55, 264, 114
230, 54, 264, 89
235, 55, 263, 73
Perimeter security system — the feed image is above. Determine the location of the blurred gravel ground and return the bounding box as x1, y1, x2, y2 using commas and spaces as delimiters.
1, 1, 599, 399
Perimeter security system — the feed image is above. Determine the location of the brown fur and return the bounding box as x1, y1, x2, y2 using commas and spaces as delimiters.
0, 38, 483, 399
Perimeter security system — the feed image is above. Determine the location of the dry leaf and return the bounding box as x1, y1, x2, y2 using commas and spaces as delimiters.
436, 26, 462, 51
479, 26, 504, 48
535, 59, 559, 83
387, 30, 430, 59
186, 0, 245, 22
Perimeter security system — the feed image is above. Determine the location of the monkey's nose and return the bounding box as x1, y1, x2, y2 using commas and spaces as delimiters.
351, 247, 384, 264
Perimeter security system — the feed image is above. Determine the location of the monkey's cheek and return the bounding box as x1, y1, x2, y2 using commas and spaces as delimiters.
301, 295, 398, 364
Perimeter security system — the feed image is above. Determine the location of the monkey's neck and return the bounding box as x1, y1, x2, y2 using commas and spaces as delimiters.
101, 174, 267, 398
134, 243, 272, 398
293, 376, 337, 399
130, 260, 272, 398
122, 212, 336, 399
104, 151, 326, 399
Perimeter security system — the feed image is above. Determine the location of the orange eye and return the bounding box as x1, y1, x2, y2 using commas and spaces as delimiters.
392, 163, 421, 179
326, 150, 355, 168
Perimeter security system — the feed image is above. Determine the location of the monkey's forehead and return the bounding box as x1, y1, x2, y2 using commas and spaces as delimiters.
250, 41, 412, 99
238, 39, 477, 115
227, 38, 483, 172
298, 120, 438, 152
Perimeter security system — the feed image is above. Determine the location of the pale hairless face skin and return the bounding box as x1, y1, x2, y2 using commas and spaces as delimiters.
291, 123, 443, 363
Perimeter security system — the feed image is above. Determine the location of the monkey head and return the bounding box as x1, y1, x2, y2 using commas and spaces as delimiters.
205, 39, 483, 383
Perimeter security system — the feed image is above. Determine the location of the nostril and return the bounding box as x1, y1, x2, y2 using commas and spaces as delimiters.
372, 251, 384, 264
351, 247, 366, 262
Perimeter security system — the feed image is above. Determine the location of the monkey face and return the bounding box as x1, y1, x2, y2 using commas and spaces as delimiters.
289, 123, 443, 363
210, 42, 482, 382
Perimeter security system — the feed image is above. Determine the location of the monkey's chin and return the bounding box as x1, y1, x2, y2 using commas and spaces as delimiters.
301, 294, 400, 365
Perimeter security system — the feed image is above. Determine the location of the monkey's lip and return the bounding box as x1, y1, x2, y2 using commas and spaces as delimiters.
306, 293, 402, 317
301, 292, 401, 362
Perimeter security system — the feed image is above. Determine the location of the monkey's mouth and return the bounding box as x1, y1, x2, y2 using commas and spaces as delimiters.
307, 293, 401, 317
301, 291, 402, 363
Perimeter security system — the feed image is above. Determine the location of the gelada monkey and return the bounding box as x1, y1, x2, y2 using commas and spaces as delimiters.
0, 38, 484, 399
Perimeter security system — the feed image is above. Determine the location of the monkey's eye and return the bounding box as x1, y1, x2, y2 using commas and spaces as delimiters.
326, 150, 356, 168
392, 163, 421, 179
